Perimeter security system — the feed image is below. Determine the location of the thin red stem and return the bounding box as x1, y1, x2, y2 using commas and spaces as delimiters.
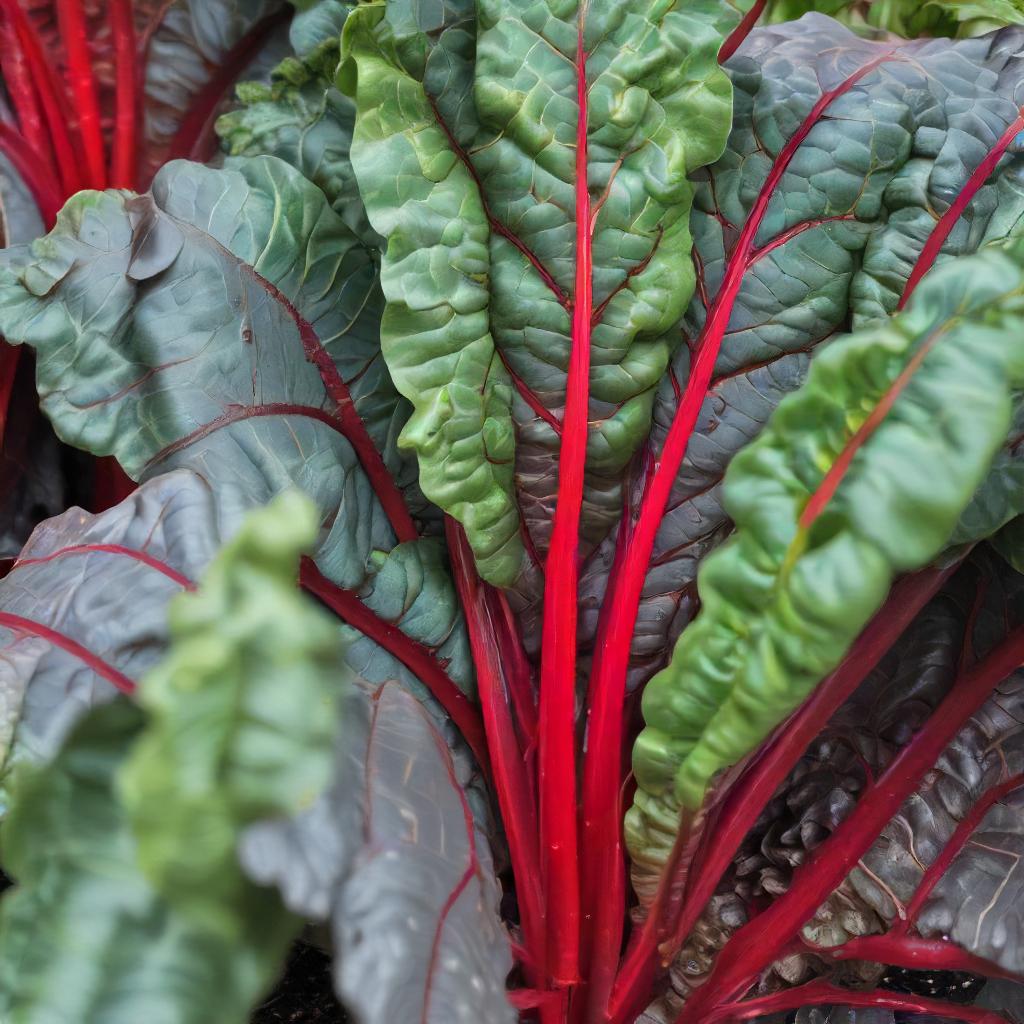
899, 771, 1024, 930
0, 15, 51, 176
673, 623, 1024, 1024
13, 542, 196, 590
706, 980, 1009, 1024
719, 0, 766, 64
0, 612, 136, 694
299, 559, 489, 774
605, 561, 957, 1024
56, 0, 106, 188
109, 0, 139, 188
582, 51, 898, 1023
445, 521, 550, 1009
818, 933, 1021, 982
537, 17, 590, 987
898, 110, 1024, 310
0, 0, 81, 195
164, 8, 290, 169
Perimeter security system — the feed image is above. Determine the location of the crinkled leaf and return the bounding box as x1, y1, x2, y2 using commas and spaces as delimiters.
765, 0, 1024, 37
217, 37, 382, 247
628, 242, 1024, 875
241, 679, 514, 1024
580, 17, 1024, 692
340, 0, 745, 584
0, 155, 472, 693
120, 490, 345, 936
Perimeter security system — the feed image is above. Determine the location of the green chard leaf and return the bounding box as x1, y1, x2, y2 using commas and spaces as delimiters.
0, 155, 475, 708
579, 17, 1024, 693
339, 0, 745, 586
764, 0, 1024, 36
627, 240, 1024, 872
0, 493, 342, 1024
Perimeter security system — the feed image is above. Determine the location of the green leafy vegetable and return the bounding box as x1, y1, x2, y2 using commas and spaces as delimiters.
0, 491, 343, 1023
629, 241, 1024, 869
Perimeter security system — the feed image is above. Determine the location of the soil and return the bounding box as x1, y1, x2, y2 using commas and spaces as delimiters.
251, 942, 350, 1024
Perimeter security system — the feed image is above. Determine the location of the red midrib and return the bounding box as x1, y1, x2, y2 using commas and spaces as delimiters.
0, 611, 136, 694
243, 266, 419, 545
141, 401, 349, 472
798, 321, 948, 530
581, 50, 900, 1022
899, 110, 1024, 310
298, 558, 489, 774
538, 18, 590, 988
605, 562, 957, 1024
12, 542, 195, 591
0, 0, 80, 195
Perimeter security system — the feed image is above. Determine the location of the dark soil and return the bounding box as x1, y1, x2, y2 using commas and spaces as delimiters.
252, 942, 350, 1024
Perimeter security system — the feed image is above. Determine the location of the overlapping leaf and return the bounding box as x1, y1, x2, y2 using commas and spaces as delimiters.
0, 471, 229, 791
0, 155, 471, 696
580, 17, 1024, 692
339, 0, 747, 585
0, 493, 340, 1024
628, 241, 1024, 875
241, 679, 515, 1024
765, 0, 1024, 37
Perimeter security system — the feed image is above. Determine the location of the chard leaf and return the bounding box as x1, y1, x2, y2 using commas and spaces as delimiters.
0, 493, 341, 1024
120, 490, 345, 935
0, 471, 231, 787
0, 156, 475, 701
0, 153, 43, 247
628, 242, 1024, 873
139, 0, 292, 179
581, 18, 1024, 692
765, 0, 1024, 36
217, 38, 382, 247
241, 679, 515, 1024
340, 0, 745, 585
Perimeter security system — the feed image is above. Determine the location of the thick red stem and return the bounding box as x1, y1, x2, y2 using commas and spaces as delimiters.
164, 8, 290, 170
299, 558, 489, 774
56, 0, 105, 187
537, 16, 590, 987
582, 51, 898, 1021
605, 563, 955, 1024
673, 624, 1024, 1024
445, 521, 550, 1010
109, 0, 139, 188
898, 110, 1024, 310
718, 0, 766, 64
707, 980, 1009, 1024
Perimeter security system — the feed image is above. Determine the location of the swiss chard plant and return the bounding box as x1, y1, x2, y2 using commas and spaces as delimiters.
6, 2, 1024, 1024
